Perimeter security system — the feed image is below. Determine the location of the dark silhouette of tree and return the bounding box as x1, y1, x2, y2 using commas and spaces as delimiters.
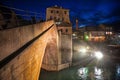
16, 15, 31, 26
31, 16, 36, 24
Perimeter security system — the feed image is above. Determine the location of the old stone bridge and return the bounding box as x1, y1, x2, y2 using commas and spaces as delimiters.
0, 20, 72, 80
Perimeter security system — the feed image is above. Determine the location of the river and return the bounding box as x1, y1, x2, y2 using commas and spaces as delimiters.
39, 63, 120, 80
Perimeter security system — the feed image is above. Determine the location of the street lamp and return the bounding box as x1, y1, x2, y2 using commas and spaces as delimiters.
94, 51, 103, 59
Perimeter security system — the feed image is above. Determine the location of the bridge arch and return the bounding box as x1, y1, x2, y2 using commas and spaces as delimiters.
0, 20, 59, 80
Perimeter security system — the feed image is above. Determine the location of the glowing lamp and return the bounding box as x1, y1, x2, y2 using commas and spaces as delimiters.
94, 51, 103, 59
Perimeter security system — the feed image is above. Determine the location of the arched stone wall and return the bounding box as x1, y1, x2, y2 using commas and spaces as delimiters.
0, 20, 59, 80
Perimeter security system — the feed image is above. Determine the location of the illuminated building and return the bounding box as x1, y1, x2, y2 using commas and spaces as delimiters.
73, 23, 113, 42
46, 5, 72, 35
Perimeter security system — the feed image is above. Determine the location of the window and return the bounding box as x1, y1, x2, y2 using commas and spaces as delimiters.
58, 18, 60, 21
64, 11, 67, 14
51, 10, 53, 13
56, 11, 59, 13
54, 17, 56, 20
50, 16, 52, 20
66, 29, 68, 32
62, 17, 64, 21
61, 29, 63, 32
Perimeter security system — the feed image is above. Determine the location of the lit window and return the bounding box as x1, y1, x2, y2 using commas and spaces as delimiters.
106, 32, 108, 34
55, 22, 61, 24
110, 32, 112, 35
106, 32, 112, 35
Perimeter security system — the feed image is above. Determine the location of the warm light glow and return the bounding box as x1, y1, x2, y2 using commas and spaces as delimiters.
106, 32, 112, 35
80, 48, 87, 53
86, 46, 89, 49
110, 32, 112, 35
106, 32, 108, 34
94, 51, 103, 59
89, 36, 105, 42
73, 33, 76, 36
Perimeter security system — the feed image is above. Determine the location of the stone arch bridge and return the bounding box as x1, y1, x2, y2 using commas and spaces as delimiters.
0, 20, 72, 80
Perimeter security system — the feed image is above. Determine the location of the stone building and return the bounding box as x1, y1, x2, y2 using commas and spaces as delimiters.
46, 5, 72, 34
44, 5, 73, 70
46, 5, 70, 23
73, 22, 113, 42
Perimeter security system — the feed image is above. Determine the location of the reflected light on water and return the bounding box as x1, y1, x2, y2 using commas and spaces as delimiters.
77, 67, 103, 80
116, 65, 120, 80
94, 67, 103, 80
40, 64, 120, 80
117, 65, 120, 74
77, 67, 88, 79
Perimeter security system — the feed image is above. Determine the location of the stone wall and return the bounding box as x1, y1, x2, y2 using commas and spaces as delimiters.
0, 20, 59, 80
41, 22, 60, 71
60, 34, 72, 65
0, 21, 55, 61
57, 26, 72, 35
41, 26, 73, 71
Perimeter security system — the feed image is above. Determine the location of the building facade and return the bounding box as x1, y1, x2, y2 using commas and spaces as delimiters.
73, 23, 113, 42
46, 5, 70, 23
45, 5, 72, 69
46, 5, 72, 35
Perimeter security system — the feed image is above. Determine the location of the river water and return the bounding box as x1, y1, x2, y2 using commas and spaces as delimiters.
39, 63, 120, 80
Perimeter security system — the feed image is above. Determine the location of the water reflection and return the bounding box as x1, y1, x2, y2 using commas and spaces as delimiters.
77, 66, 103, 80
94, 67, 103, 80
116, 64, 120, 80
77, 67, 88, 79
39, 64, 120, 80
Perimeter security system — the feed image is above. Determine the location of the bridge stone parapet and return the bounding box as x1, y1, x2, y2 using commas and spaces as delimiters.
0, 20, 59, 80
0, 21, 55, 61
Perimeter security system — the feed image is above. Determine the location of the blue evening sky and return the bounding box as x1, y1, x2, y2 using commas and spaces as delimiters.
1, 0, 120, 29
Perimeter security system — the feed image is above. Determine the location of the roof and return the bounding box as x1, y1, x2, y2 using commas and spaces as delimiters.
47, 5, 69, 10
